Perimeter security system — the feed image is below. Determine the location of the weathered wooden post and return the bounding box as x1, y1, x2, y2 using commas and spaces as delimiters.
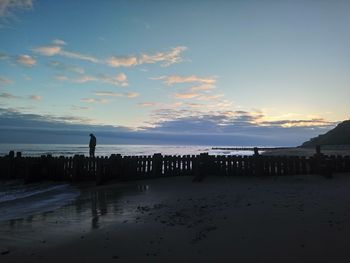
253, 148, 263, 176
316, 145, 321, 155
193, 153, 208, 182
153, 153, 162, 177
7, 151, 15, 179
314, 145, 332, 178
72, 154, 83, 182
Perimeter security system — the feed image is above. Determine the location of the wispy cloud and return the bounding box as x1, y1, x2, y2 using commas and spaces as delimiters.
56, 73, 128, 87
55, 75, 69, 81
59, 50, 99, 63
106, 56, 138, 68
99, 73, 128, 87
33, 40, 99, 63
93, 91, 139, 98
153, 75, 216, 86
81, 98, 109, 104
0, 75, 12, 86
52, 39, 66, 46
0, 92, 42, 101
74, 75, 98, 83
48, 60, 85, 74
33, 45, 62, 56
138, 102, 159, 107
0, 92, 20, 99
16, 54, 36, 67
71, 105, 92, 111
0, 0, 33, 18
126, 92, 139, 98
138, 46, 187, 67
106, 46, 187, 68
0, 52, 9, 60
34, 40, 186, 70
28, 95, 42, 101
174, 92, 199, 99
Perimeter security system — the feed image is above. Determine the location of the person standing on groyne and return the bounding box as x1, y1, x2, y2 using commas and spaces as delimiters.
89, 133, 97, 157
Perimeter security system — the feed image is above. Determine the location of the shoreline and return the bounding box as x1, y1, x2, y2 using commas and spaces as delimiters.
2, 174, 350, 262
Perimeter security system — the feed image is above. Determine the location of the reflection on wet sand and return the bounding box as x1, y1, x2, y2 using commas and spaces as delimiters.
0, 182, 150, 247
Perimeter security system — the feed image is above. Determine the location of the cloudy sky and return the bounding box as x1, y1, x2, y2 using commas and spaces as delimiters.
0, 0, 349, 145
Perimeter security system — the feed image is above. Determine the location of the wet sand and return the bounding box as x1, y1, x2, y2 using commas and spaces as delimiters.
2, 174, 350, 262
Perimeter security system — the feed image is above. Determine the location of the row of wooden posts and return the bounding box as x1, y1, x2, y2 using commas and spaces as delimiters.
0, 147, 350, 184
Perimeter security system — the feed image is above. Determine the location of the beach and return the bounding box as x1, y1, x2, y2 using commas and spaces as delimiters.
2, 174, 350, 262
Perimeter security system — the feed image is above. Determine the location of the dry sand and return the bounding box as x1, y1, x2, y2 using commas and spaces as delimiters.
2, 174, 350, 262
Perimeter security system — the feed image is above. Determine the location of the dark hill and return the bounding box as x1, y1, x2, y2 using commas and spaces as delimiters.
301, 120, 350, 147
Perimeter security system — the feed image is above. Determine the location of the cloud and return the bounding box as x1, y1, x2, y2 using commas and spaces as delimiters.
153, 75, 216, 86
196, 94, 223, 101
34, 40, 186, 69
33, 45, 62, 56
0, 92, 43, 101
59, 50, 99, 63
93, 91, 139, 98
189, 84, 214, 92
48, 60, 85, 74
106, 46, 187, 68
0, 0, 33, 18
55, 75, 69, 81
174, 92, 199, 99
0, 107, 338, 146
52, 39, 66, 46
93, 91, 122, 97
57, 73, 128, 87
0, 75, 12, 86
16, 54, 36, 67
71, 105, 91, 111
74, 75, 97, 83
126, 92, 139, 98
33, 41, 99, 63
138, 46, 187, 67
259, 118, 335, 128
99, 73, 128, 87
138, 102, 158, 107
28, 95, 42, 101
0, 52, 9, 60
81, 98, 109, 104
106, 56, 138, 68
0, 92, 20, 99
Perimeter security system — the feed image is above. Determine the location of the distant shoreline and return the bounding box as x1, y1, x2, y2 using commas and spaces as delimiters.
262, 145, 350, 157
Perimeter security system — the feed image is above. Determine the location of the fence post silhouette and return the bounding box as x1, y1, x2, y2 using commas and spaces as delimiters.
153, 153, 163, 177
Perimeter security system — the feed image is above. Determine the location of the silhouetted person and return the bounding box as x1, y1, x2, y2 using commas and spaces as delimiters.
89, 133, 97, 157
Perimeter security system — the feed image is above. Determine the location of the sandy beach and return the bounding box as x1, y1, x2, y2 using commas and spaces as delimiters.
1, 173, 350, 262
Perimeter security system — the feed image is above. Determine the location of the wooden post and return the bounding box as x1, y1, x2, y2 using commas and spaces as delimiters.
153, 153, 162, 177
193, 153, 208, 182
253, 153, 263, 176
316, 145, 321, 155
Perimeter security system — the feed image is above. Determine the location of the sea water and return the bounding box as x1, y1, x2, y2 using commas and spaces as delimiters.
0, 143, 255, 157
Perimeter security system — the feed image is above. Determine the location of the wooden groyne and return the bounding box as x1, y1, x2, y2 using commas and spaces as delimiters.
1, 147, 349, 184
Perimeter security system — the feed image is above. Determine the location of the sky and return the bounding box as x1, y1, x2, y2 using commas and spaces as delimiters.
0, 0, 349, 145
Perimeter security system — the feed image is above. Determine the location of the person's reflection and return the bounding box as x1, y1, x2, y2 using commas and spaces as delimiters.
91, 191, 99, 229
90, 188, 108, 229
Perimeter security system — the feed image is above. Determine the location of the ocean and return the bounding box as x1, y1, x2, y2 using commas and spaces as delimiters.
0, 144, 254, 223
0, 143, 256, 157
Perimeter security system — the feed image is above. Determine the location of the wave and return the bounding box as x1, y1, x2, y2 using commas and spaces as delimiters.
0, 182, 80, 222
0, 184, 71, 203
